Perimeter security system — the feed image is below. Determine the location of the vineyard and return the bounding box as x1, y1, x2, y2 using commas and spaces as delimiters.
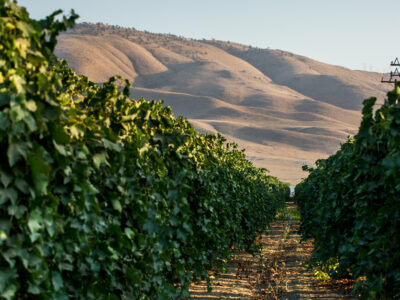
2, 1, 400, 300
295, 84, 400, 299
0, 1, 290, 299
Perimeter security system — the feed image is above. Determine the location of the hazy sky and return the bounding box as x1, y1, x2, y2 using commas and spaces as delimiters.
19, 0, 399, 72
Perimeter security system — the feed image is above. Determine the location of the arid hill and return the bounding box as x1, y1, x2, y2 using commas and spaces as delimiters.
55, 23, 389, 184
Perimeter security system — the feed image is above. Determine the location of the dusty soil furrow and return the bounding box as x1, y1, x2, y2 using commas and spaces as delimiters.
190, 202, 356, 300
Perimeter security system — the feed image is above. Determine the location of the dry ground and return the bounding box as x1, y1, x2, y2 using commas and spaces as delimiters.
189, 202, 356, 300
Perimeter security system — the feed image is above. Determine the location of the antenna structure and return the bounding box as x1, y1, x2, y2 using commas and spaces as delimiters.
381, 57, 400, 85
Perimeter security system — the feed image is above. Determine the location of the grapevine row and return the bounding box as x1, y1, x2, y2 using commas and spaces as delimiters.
0, 1, 289, 299
295, 86, 400, 298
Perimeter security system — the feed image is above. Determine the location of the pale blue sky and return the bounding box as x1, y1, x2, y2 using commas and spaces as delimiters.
19, 0, 399, 72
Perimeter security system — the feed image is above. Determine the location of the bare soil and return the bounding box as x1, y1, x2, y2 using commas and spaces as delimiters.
189, 202, 356, 300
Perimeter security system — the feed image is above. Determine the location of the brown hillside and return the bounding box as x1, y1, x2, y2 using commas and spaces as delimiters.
55, 23, 390, 184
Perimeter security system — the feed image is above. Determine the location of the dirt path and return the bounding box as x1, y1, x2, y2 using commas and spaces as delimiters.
190, 202, 356, 299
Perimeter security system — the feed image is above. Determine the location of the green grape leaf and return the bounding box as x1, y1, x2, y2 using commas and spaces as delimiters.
28, 145, 51, 196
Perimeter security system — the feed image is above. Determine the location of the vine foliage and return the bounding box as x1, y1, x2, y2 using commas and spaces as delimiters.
295, 85, 400, 299
0, 1, 289, 299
